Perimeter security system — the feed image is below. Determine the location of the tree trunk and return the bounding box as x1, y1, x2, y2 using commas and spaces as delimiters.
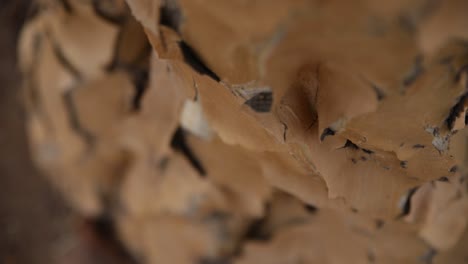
19, 0, 468, 263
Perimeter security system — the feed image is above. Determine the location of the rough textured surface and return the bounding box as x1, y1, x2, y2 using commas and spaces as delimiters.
0, 1, 137, 263
18, 0, 468, 263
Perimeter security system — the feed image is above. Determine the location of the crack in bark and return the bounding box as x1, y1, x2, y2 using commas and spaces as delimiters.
129, 68, 149, 111
48, 32, 83, 81
397, 186, 419, 219
63, 89, 95, 146
178, 41, 221, 82
170, 127, 206, 176
402, 55, 424, 89
446, 92, 468, 131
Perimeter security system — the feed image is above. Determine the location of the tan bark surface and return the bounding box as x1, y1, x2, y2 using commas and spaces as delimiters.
19, 0, 468, 263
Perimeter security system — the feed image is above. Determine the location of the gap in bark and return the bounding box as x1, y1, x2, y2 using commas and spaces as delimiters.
178, 41, 221, 82
320, 127, 335, 141
63, 90, 95, 146
159, 0, 182, 32
130, 68, 149, 111
244, 91, 273, 113
445, 92, 468, 130
81, 216, 138, 264
50, 36, 82, 81
402, 55, 424, 89
170, 127, 206, 176
397, 186, 418, 219
58, 0, 73, 13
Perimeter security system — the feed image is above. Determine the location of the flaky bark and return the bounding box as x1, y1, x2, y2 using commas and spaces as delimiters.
19, 0, 468, 263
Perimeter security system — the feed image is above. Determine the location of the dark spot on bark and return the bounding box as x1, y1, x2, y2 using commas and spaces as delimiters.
419, 248, 437, 264
243, 217, 270, 242
351, 158, 357, 164
179, 41, 221, 82
437, 176, 449, 182
170, 127, 206, 176
158, 156, 170, 170
400, 161, 408, 168
367, 250, 376, 263
59, 0, 73, 13
450, 165, 458, 173
375, 219, 384, 229
361, 156, 367, 161
304, 204, 318, 213
398, 14, 417, 33
413, 144, 425, 149
244, 91, 273, 112
371, 83, 385, 100
351, 207, 359, 213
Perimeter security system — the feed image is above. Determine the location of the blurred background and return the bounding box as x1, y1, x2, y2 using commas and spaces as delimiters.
0, 1, 127, 263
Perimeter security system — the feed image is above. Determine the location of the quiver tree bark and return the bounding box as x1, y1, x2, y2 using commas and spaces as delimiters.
18, 0, 468, 263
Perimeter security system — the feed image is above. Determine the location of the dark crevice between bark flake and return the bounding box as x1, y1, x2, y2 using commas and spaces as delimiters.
170, 127, 206, 176
341, 139, 374, 155
343, 139, 359, 150
231, 203, 272, 259
160, 0, 183, 32
130, 69, 149, 111
304, 204, 318, 214
375, 219, 385, 229
320, 127, 335, 141
63, 90, 95, 146
397, 187, 418, 219
437, 176, 449, 182
402, 55, 424, 89
59, 0, 73, 13
400, 161, 408, 168
82, 216, 138, 264
445, 92, 468, 131
244, 91, 273, 113
450, 165, 458, 173
371, 83, 385, 101
50, 36, 82, 81
178, 41, 221, 82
